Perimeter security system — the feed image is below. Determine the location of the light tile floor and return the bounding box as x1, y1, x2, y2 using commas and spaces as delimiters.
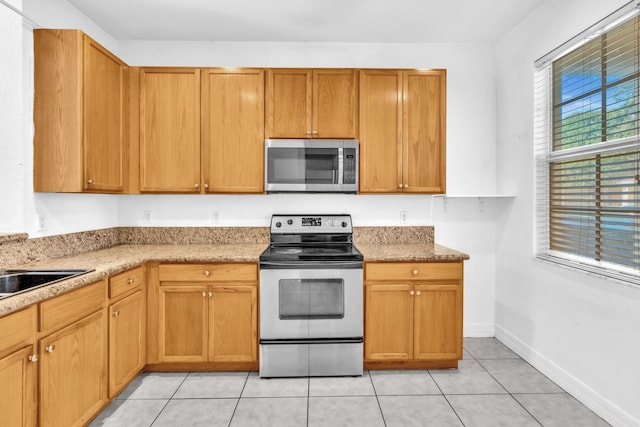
90, 338, 610, 426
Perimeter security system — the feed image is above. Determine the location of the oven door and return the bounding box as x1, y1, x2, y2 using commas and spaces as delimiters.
260, 267, 363, 340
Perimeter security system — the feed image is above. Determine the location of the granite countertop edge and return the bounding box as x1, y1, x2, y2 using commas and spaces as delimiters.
0, 242, 469, 317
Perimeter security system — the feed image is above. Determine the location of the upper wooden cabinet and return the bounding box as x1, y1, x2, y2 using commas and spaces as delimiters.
359, 70, 403, 193
34, 29, 129, 193
359, 69, 446, 194
266, 69, 357, 138
136, 67, 264, 193
201, 69, 265, 193
138, 68, 201, 192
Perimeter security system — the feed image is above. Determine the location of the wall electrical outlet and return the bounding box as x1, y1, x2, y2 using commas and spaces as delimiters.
211, 210, 220, 224
37, 215, 46, 231
143, 210, 152, 225
400, 211, 408, 224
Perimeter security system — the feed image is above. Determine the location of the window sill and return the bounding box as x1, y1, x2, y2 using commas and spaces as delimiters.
536, 252, 640, 288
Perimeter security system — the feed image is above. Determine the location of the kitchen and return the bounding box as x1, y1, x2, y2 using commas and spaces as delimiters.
1, 0, 639, 426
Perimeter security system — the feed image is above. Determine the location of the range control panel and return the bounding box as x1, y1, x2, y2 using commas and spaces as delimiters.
270, 214, 353, 234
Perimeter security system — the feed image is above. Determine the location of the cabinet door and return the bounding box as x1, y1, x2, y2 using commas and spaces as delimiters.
39, 310, 107, 427
313, 69, 357, 138
0, 346, 37, 427
159, 286, 208, 362
209, 285, 258, 362
202, 69, 264, 193
403, 70, 446, 193
364, 283, 413, 360
109, 290, 145, 397
266, 69, 312, 138
139, 68, 201, 192
413, 282, 462, 360
359, 70, 403, 193
83, 35, 127, 192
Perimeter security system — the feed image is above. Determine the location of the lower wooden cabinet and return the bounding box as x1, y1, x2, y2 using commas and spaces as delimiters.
364, 262, 463, 368
0, 346, 37, 427
108, 266, 146, 398
158, 284, 258, 363
109, 290, 145, 397
0, 306, 37, 426
150, 263, 259, 368
39, 309, 108, 427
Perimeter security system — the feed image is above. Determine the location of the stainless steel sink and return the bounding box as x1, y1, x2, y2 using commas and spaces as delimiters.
0, 269, 92, 298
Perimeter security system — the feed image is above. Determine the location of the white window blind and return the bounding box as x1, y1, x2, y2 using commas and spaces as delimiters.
534, 2, 640, 285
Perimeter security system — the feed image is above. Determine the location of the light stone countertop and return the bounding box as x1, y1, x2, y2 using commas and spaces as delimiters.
0, 240, 469, 318
357, 242, 470, 262
0, 244, 266, 317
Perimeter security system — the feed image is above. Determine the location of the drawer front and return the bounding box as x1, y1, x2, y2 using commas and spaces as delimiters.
110, 266, 145, 300
0, 305, 37, 353
365, 262, 463, 281
159, 263, 257, 282
39, 280, 107, 333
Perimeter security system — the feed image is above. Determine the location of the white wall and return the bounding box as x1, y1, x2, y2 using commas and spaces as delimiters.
0, 0, 23, 232
495, 1, 640, 425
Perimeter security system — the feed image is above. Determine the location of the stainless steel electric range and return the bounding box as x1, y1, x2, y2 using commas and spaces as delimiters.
259, 214, 364, 378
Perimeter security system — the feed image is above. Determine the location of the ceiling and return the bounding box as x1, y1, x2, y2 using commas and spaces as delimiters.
67, 0, 544, 43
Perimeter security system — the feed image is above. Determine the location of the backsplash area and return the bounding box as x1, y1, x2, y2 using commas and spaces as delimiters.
1, 226, 434, 269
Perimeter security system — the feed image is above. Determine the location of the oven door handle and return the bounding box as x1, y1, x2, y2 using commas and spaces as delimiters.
260, 261, 363, 269
260, 337, 363, 345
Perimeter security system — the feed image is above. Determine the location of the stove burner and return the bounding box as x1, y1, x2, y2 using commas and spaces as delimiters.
260, 214, 363, 266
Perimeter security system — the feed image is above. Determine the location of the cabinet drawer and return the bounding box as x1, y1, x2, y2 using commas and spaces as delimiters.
365, 262, 462, 281
110, 266, 145, 300
0, 305, 37, 353
39, 280, 106, 333
159, 263, 257, 282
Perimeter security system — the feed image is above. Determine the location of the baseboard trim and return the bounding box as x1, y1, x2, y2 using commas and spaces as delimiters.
463, 322, 495, 337
495, 325, 638, 427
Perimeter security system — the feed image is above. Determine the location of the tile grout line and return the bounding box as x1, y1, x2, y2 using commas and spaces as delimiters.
148, 372, 191, 426
474, 351, 545, 426
227, 371, 250, 427
368, 370, 388, 427
427, 367, 466, 426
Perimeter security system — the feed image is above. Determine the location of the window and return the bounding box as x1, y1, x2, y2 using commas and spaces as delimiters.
535, 3, 640, 285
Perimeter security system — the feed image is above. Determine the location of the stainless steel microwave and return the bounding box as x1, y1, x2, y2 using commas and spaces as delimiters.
264, 139, 359, 193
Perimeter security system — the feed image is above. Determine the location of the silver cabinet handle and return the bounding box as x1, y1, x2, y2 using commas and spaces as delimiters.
29, 354, 39, 362
127, 278, 134, 284
87, 179, 93, 184
45, 345, 55, 353
112, 310, 120, 317
409, 290, 415, 296
416, 290, 421, 296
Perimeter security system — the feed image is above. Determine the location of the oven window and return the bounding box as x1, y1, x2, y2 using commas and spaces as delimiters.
268, 148, 339, 184
279, 278, 344, 320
